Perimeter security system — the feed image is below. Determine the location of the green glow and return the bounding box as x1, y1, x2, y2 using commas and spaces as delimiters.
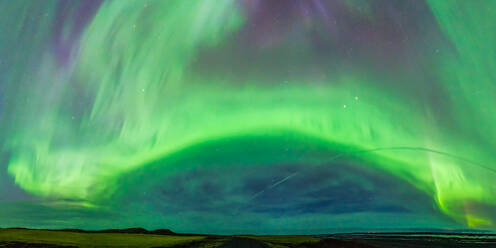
426, 0, 496, 227
1, 0, 495, 231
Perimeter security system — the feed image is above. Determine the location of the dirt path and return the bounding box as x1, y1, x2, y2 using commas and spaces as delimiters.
216, 237, 270, 248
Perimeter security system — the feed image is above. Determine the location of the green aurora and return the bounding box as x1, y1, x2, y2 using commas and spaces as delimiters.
0, 0, 495, 233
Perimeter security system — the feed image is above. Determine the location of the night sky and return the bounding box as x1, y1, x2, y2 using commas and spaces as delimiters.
1, 0, 496, 234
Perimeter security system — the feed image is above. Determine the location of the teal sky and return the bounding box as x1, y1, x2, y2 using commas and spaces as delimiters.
0, 0, 495, 234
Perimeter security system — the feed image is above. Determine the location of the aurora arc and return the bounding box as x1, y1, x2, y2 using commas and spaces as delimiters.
0, 0, 495, 233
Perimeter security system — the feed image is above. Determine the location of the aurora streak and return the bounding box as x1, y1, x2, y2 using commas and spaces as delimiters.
0, 0, 495, 234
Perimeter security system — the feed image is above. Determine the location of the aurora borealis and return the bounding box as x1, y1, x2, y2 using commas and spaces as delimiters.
1, 0, 496, 234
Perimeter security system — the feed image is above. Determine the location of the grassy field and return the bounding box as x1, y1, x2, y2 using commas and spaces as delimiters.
2, 229, 492, 248
0, 229, 208, 247
0, 229, 325, 248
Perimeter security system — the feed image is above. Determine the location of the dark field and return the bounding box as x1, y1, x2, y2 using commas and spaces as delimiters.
1, 229, 496, 248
